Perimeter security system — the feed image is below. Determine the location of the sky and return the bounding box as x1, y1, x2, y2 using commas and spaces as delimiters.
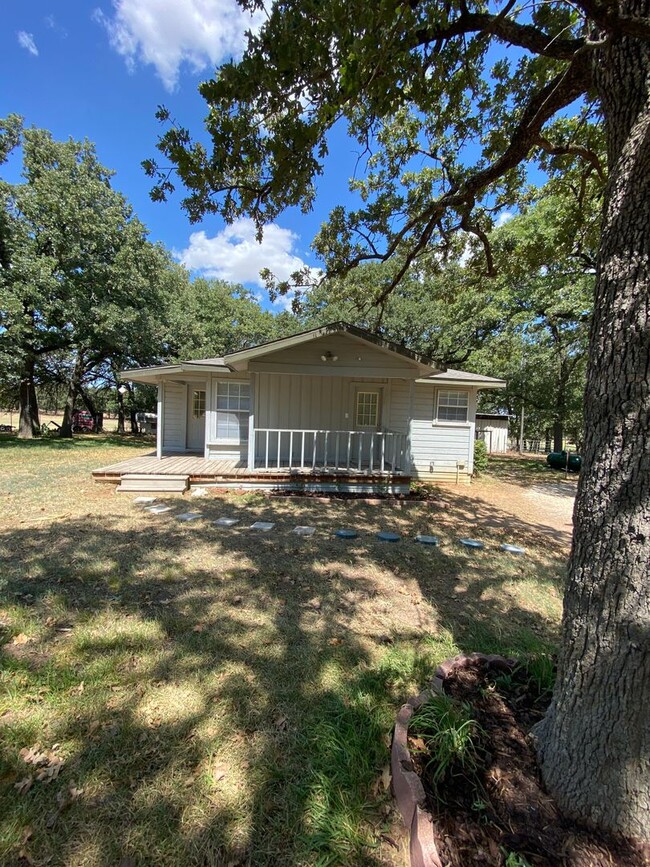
1, 0, 364, 309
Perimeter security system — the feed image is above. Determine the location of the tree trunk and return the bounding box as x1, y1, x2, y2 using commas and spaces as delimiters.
18, 355, 40, 438
59, 355, 84, 438
116, 389, 125, 434
552, 421, 563, 453
535, 16, 650, 840
130, 409, 139, 435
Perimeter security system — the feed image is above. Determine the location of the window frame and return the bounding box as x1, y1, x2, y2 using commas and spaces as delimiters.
355, 390, 380, 428
213, 380, 250, 444
191, 389, 206, 420
435, 389, 470, 424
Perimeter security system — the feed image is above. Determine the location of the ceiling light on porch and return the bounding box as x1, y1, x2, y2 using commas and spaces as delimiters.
320, 351, 338, 362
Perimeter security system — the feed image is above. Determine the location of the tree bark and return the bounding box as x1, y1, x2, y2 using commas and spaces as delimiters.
116, 389, 126, 434
552, 421, 563, 453
59, 355, 85, 438
18, 354, 40, 438
536, 12, 650, 839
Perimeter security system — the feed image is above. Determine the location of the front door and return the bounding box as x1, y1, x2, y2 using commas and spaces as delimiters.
352, 386, 382, 468
187, 387, 206, 452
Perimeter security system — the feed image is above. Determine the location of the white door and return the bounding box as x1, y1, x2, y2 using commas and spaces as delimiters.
352, 387, 382, 468
187, 387, 206, 452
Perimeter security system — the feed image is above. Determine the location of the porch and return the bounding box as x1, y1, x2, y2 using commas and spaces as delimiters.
92, 429, 411, 493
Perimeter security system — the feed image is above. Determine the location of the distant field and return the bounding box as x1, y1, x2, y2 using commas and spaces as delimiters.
0, 411, 119, 432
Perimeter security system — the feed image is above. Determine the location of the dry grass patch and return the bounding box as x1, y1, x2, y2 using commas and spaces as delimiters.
0, 436, 567, 866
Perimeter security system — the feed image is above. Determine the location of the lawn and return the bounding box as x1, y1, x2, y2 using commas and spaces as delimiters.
0, 436, 567, 866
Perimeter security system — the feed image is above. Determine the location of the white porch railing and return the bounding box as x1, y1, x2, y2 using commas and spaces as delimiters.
253, 429, 409, 473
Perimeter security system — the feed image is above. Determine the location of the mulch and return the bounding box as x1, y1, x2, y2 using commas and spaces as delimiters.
410, 660, 650, 866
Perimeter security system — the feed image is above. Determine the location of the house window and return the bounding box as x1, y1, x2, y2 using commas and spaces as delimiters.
356, 391, 379, 427
437, 390, 469, 422
216, 381, 250, 441
192, 390, 206, 419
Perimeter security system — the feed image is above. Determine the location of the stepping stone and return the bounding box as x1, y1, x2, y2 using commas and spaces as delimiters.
501, 543, 526, 555
177, 512, 203, 522
190, 487, 209, 498
293, 526, 316, 537
415, 534, 439, 546
213, 517, 239, 527
377, 531, 401, 542
335, 529, 358, 539
133, 496, 157, 505
459, 538, 484, 549
250, 521, 275, 531
145, 504, 173, 514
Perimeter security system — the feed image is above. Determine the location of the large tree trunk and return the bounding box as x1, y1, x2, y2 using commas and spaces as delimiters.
59, 355, 84, 439
535, 16, 650, 840
18, 354, 40, 438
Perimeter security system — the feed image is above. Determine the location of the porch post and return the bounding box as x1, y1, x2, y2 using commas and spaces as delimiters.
156, 383, 163, 460
247, 372, 256, 470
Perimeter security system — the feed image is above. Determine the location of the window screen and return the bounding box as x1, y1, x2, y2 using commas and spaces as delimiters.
437, 390, 469, 422
216, 381, 250, 441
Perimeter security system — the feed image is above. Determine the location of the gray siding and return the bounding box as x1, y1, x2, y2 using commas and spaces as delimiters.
256, 333, 420, 374
409, 383, 476, 482
162, 382, 186, 451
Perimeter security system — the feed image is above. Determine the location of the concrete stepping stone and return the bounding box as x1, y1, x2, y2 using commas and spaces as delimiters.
415, 534, 439, 546
335, 529, 358, 539
459, 538, 484, 549
250, 521, 275, 531
133, 496, 157, 505
501, 543, 526, 555
293, 526, 316, 537
177, 512, 203, 522
213, 517, 240, 527
145, 504, 173, 514
377, 531, 401, 542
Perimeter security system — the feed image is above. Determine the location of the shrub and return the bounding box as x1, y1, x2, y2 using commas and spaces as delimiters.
473, 439, 489, 475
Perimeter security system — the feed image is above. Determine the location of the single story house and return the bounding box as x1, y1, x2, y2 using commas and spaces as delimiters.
107, 323, 505, 492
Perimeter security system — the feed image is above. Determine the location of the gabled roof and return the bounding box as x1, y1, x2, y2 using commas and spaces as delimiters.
419, 368, 506, 389
223, 321, 435, 372
120, 321, 505, 389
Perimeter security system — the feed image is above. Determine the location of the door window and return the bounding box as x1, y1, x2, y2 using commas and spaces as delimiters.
356, 391, 379, 427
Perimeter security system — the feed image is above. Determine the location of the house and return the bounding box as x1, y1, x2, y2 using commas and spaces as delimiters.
98, 323, 505, 493
475, 413, 511, 454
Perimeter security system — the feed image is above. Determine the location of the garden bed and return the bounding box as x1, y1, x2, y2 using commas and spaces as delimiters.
393, 654, 649, 867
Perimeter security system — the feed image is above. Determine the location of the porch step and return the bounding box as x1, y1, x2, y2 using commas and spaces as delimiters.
117, 473, 190, 493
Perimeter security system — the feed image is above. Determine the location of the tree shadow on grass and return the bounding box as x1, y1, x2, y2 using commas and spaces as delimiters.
0, 493, 565, 865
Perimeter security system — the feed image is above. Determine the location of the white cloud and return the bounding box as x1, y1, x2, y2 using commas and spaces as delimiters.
496, 211, 514, 227
176, 219, 321, 307
94, 0, 263, 90
17, 31, 39, 56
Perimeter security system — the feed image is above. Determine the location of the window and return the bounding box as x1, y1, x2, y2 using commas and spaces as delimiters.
192, 390, 206, 419
356, 391, 379, 427
437, 390, 469, 422
216, 381, 250, 441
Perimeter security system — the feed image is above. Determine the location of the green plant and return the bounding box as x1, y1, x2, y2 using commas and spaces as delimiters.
410, 694, 483, 794
473, 439, 489, 475
503, 851, 533, 867
522, 653, 556, 696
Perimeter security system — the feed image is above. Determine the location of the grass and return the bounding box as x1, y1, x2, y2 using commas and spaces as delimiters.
0, 436, 567, 866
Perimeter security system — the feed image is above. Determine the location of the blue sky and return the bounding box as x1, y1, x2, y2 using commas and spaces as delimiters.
1, 0, 364, 307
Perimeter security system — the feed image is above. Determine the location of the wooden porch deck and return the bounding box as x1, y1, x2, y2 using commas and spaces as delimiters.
92, 452, 410, 487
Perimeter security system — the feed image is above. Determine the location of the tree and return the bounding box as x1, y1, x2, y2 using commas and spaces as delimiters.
0, 118, 176, 439
164, 275, 293, 361
146, 0, 650, 838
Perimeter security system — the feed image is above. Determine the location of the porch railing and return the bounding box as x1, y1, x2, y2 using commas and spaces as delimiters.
253, 428, 409, 473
